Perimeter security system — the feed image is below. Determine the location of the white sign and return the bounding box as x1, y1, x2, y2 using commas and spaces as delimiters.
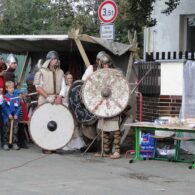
100, 24, 114, 40
98, 0, 118, 24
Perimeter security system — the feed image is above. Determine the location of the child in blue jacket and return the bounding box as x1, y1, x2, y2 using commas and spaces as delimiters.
2, 81, 21, 150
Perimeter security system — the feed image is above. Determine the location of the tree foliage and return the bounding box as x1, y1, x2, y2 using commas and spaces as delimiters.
161, 0, 181, 15
0, 0, 180, 46
0, 0, 75, 34
70, 0, 100, 36
72, 0, 180, 44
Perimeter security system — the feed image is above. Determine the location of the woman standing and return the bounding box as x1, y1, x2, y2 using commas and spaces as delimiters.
59, 72, 86, 153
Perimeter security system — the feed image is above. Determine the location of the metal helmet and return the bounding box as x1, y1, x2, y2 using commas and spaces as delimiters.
6, 53, 18, 64
46, 50, 59, 60
99, 53, 111, 65
96, 51, 106, 61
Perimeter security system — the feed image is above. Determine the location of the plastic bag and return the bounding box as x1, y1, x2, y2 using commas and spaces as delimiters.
156, 145, 175, 158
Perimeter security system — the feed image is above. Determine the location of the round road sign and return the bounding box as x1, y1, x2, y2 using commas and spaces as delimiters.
98, 0, 118, 24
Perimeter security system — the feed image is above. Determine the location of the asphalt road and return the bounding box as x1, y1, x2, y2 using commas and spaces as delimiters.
0, 144, 194, 195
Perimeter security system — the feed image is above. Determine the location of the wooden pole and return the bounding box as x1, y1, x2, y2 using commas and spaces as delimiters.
125, 31, 139, 81
9, 119, 14, 144
101, 129, 104, 158
68, 29, 90, 67
18, 52, 30, 88
126, 52, 134, 82
82, 131, 101, 156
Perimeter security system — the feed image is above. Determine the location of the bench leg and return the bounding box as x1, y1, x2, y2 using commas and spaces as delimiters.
130, 128, 143, 163
174, 140, 180, 161
189, 162, 195, 169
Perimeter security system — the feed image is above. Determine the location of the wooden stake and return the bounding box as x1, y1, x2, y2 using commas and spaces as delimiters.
9, 119, 14, 144
101, 129, 104, 158
18, 53, 30, 88
69, 29, 90, 67
125, 30, 139, 81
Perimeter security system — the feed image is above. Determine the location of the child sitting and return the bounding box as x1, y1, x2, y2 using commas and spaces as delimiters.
2, 81, 21, 150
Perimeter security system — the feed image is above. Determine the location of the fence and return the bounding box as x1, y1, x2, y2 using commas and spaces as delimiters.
146, 51, 195, 61
136, 61, 160, 95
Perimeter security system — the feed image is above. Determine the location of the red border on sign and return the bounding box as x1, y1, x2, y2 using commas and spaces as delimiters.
98, 0, 118, 24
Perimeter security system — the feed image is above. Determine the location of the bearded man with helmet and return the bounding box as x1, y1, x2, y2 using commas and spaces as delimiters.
34, 50, 66, 106
82, 51, 121, 159
80, 51, 108, 151
34, 50, 66, 154
97, 53, 121, 159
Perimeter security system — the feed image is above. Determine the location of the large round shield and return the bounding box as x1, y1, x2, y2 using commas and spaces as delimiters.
30, 103, 74, 151
82, 68, 130, 118
68, 80, 97, 125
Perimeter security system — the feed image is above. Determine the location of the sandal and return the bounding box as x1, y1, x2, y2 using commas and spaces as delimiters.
110, 152, 121, 159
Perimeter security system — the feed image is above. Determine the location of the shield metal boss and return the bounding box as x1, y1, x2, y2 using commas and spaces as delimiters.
68, 80, 97, 125
30, 103, 74, 150
82, 68, 130, 118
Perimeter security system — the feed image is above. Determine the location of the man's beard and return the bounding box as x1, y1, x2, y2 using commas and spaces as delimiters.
8, 67, 16, 72
49, 64, 58, 71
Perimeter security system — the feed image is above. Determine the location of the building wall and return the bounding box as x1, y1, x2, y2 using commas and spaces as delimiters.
137, 95, 182, 121
161, 61, 183, 95
138, 0, 195, 121
144, 0, 195, 54
135, 61, 183, 121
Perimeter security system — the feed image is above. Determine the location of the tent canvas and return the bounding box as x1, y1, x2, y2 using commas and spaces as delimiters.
0, 34, 132, 55
0, 34, 134, 84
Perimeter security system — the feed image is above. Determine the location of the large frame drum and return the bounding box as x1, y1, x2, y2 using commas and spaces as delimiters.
30, 103, 74, 150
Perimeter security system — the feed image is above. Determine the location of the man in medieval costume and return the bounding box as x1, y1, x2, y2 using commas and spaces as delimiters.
81, 51, 107, 152
34, 50, 66, 154
82, 52, 121, 159
3, 54, 18, 84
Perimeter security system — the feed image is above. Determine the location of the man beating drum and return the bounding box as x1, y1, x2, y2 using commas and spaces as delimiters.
33, 51, 66, 154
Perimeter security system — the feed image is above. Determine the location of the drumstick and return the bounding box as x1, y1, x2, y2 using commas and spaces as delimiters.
9, 119, 14, 144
